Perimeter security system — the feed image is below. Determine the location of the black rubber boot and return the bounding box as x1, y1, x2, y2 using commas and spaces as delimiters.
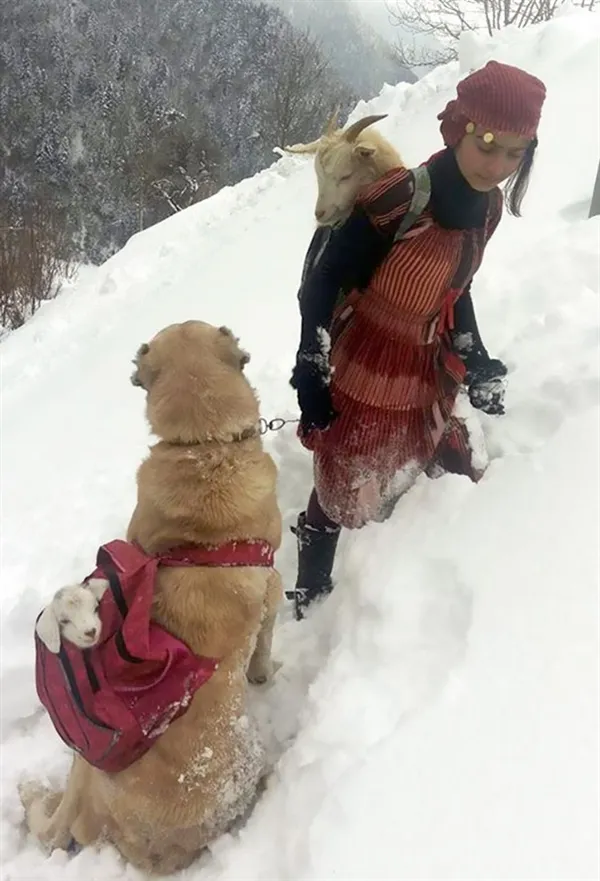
285, 512, 341, 620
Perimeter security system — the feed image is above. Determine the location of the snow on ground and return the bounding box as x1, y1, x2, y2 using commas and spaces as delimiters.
1, 9, 599, 880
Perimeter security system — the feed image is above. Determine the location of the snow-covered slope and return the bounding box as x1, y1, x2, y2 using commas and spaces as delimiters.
1, 10, 599, 880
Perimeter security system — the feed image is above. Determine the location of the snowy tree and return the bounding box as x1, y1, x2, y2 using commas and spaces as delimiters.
0, 0, 355, 263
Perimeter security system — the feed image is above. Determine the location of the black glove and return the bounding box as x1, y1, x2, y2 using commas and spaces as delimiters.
290, 358, 337, 434
466, 358, 508, 416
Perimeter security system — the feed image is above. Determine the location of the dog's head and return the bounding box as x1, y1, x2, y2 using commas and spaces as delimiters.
130, 321, 258, 443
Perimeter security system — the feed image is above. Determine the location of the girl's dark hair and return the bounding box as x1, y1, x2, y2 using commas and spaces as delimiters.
504, 137, 538, 217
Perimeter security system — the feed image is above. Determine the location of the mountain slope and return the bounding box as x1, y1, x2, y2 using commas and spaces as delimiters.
1, 10, 598, 880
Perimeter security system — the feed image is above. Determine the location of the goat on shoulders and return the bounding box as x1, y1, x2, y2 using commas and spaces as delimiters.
285, 108, 404, 227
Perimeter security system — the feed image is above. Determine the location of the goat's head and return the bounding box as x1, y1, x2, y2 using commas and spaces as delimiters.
35, 579, 108, 653
286, 111, 401, 227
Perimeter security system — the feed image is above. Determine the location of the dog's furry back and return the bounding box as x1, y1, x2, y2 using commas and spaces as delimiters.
20, 321, 283, 875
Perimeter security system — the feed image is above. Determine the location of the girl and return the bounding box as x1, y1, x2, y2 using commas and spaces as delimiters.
289, 60, 547, 619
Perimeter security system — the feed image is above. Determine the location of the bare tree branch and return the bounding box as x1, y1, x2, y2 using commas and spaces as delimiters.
389, 39, 456, 69
386, 0, 596, 65
1, 200, 75, 331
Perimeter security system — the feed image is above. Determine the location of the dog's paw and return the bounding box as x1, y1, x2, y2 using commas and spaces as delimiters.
247, 664, 271, 685
18, 779, 50, 812
247, 658, 282, 685
248, 672, 269, 685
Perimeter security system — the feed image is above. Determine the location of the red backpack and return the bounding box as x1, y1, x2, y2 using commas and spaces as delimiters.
35, 537, 274, 773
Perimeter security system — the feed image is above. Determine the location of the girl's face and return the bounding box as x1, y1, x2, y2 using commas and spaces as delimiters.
455, 126, 532, 191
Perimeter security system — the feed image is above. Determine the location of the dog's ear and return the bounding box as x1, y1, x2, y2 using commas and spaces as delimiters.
35, 605, 61, 653
86, 578, 109, 602
218, 326, 251, 371
130, 342, 159, 390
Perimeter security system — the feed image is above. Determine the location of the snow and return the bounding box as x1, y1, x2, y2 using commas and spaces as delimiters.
1, 11, 599, 880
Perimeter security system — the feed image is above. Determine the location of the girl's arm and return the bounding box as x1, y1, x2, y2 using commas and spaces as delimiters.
295, 207, 387, 369
452, 186, 504, 371
451, 283, 490, 369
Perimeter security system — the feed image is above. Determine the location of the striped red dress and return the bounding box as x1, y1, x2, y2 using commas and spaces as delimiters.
300, 165, 503, 528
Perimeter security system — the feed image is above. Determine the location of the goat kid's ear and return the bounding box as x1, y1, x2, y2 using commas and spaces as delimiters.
354, 143, 376, 159
35, 605, 61, 653
86, 578, 109, 601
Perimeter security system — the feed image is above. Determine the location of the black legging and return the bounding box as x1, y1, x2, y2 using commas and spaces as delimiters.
305, 488, 341, 532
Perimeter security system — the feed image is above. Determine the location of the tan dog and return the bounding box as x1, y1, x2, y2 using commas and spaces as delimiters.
19, 320, 283, 874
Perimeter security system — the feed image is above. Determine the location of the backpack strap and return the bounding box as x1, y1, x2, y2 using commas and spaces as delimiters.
87, 540, 159, 664
330, 166, 431, 343
392, 165, 431, 242
158, 540, 275, 568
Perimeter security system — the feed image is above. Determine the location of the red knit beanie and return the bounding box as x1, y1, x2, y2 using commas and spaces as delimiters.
438, 60, 547, 147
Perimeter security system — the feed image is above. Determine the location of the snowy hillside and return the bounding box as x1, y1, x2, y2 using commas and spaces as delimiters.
1, 9, 599, 880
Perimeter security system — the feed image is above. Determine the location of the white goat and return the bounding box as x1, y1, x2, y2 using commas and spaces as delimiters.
35, 578, 109, 653
285, 109, 404, 227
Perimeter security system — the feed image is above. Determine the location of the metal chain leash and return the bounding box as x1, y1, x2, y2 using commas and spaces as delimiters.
258, 416, 300, 435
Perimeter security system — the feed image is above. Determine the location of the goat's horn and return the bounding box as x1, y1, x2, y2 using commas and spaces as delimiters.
324, 104, 340, 135
344, 114, 388, 143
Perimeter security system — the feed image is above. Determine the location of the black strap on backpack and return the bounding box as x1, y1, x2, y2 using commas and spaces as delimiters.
297, 165, 431, 307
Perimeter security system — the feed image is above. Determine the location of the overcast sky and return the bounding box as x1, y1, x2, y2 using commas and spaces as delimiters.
352, 0, 401, 39
352, 0, 442, 59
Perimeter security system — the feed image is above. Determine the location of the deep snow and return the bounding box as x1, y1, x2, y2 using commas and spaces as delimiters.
1, 9, 599, 880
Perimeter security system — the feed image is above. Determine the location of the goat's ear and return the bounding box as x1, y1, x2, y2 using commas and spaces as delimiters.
86, 578, 109, 601
324, 104, 340, 136
218, 326, 251, 371
35, 605, 61, 653
354, 143, 376, 159
283, 140, 320, 155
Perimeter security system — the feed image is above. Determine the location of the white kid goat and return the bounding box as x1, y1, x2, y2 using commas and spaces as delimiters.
35, 578, 109, 653
285, 109, 404, 227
